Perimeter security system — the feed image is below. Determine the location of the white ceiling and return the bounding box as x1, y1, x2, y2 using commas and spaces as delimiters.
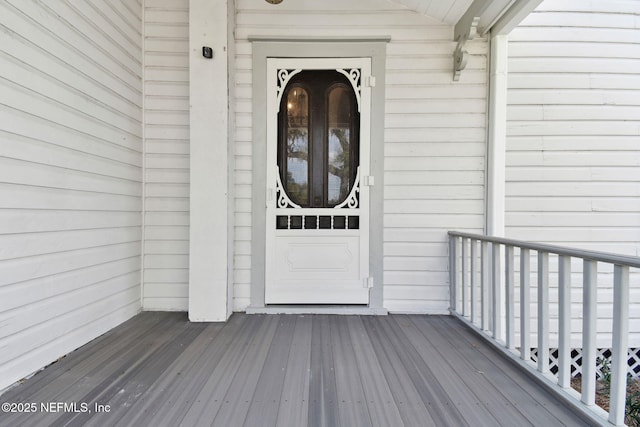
388, 0, 476, 25
389, 0, 526, 35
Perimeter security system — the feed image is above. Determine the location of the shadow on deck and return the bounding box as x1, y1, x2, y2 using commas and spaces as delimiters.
0, 312, 595, 426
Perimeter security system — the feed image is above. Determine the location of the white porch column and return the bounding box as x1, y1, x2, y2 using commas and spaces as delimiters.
188, 0, 231, 321
486, 34, 508, 237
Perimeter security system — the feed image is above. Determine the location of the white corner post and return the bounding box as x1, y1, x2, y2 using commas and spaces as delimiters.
480, 0, 542, 236
188, 0, 231, 321
486, 34, 508, 237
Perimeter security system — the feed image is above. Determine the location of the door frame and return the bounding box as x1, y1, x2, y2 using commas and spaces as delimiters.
265, 58, 371, 305
249, 37, 388, 313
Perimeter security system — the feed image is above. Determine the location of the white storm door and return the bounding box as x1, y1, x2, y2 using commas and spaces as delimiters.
264, 58, 372, 304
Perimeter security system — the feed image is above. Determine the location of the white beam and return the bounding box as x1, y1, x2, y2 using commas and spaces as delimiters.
486, 34, 508, 236
456, 0, 542, 37
491, 0, 543, 35
452, 0, 494, 81
477, 0, 515, 35
188, 0, 231, 322
454, 0, 493, 43
453, 0, 541, 81
452, 0, 516, 81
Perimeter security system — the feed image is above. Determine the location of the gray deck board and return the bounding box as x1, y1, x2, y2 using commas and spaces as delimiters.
60, 315, 200, 427
213, 315, 280, 426
345, 316, 405, 427
244, 315, 296, 426
360, 316, 437, 426
116, 320, 227, 426
331, 316, 372, 427
368, 315, 470, 426
7, 312, 163, 405
275, 315, 312, 427
0, 312, 595, 427
179, 314, 267, 426
406, 315, 529, 426
432, 315, 586, 426
308, 315, 339, 427
143, 313, 246, 426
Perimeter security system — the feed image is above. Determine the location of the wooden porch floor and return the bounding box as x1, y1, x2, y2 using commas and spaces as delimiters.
0, 312, 593, 427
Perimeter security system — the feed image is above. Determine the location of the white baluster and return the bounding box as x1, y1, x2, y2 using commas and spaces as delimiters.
492, 243, 501, 340
449, 236, 458, 313
581, 260, 597, 405
470, 239, 477, 324
505, 245, 515, 350
537, 252, 549, 373
462, 237, 468, 317
609, 264, 630, 425
481, 241, 490, 331
558, 255, 571, 388
520, 248, 530, 361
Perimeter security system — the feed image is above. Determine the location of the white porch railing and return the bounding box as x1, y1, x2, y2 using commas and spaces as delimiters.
448, 231, 640, 426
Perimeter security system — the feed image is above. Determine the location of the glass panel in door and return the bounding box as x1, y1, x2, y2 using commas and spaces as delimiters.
284, 86, 309, 206
327, 85, 353, 206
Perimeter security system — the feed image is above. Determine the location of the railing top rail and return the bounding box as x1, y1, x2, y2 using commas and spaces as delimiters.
448, 231, 640, 268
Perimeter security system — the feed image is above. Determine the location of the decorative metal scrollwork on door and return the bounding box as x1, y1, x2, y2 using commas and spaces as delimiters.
275, 167, 302, 209
275, 68, 362, 230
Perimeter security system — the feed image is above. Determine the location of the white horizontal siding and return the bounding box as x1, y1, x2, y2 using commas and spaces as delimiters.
375, 19, 485, 312
506, 0, 640, 345
0, 0, 142, 392
142, 0, 189, 311
234, 0, 487, 313
507, 0, 640, 251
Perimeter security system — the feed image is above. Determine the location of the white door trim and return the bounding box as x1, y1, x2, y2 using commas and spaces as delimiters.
249, 39, 388, 312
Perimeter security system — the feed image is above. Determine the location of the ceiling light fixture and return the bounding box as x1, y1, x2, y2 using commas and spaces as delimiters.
265, 0, 283, 4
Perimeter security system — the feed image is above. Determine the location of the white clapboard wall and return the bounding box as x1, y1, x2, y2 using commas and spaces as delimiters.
506, 0, 640, 346
0, 1, 143, 391
142, 0, 190, 311
233, 0, 488, 312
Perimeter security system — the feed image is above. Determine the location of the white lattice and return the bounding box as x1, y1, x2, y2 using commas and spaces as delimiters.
594, 348, 613, 379
630, 349, 640, 377
529, 347, 640, 379
570, 349, 583, 376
